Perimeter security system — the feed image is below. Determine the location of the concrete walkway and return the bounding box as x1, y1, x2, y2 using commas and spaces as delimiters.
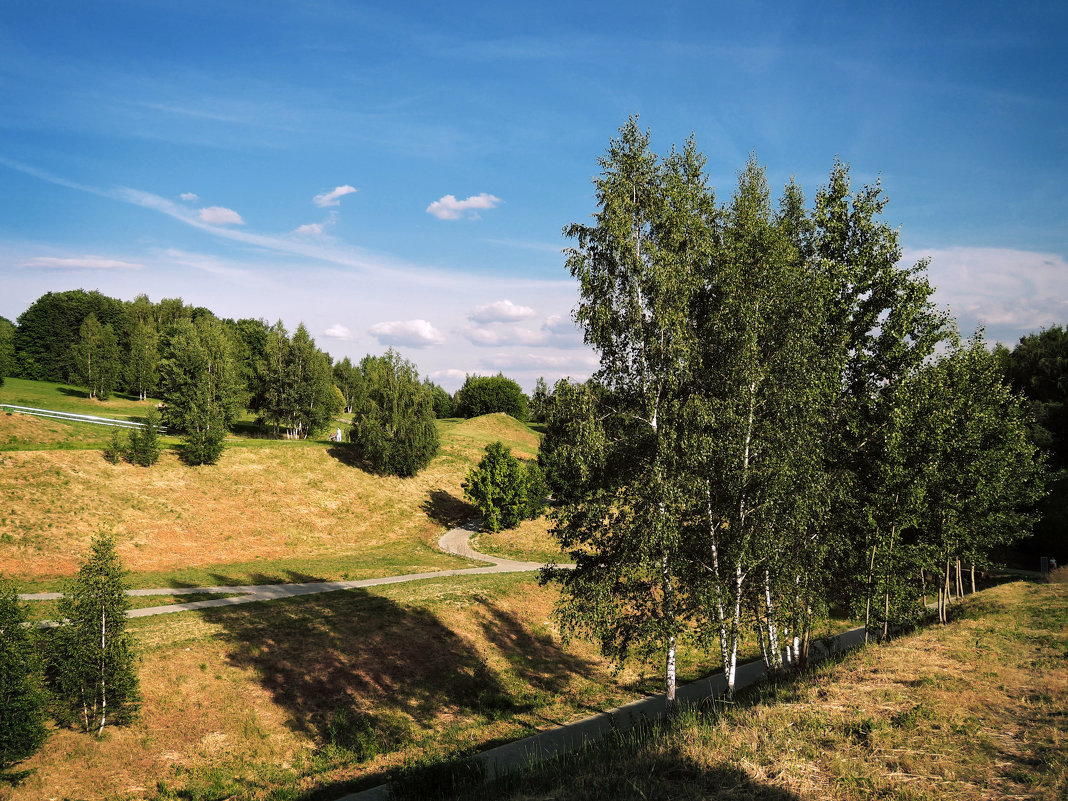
19, 520, 551, 618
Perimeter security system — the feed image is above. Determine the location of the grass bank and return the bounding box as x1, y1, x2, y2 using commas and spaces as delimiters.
427, 580, 1067, 801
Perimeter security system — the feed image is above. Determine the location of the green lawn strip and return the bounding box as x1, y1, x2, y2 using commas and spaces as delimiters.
469, 532, 568, 565
0, 377, 159, 419
11, 537, 485, 594
427, 581, 1068, 801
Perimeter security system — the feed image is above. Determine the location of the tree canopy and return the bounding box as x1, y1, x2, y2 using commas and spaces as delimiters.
454, 373, 529, 421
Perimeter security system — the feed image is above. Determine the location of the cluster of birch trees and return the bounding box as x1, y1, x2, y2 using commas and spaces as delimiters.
540, 120, 1045, 703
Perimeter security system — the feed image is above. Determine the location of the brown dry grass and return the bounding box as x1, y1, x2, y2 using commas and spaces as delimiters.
471, 515, 569, 564
462, 581, 1068, 801
2, 573, 725, 801
0, 413, 539, 586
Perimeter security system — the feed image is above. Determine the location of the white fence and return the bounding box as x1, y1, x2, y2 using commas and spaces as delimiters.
0, 404, 167, 433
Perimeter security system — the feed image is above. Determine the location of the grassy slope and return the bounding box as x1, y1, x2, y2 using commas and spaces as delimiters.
441, 581, 1068, 801
0, 404, 539, 590
5, 573, 730, 801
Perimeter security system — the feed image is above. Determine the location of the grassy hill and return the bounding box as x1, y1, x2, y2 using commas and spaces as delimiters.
0, 391, 557, 590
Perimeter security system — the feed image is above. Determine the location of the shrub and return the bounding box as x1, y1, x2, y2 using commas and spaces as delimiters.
127, 409, 162, 467
102, 429, 124, 464
453, 374, 529, 421
463, 442, 546, 533
0, 582, 48, 767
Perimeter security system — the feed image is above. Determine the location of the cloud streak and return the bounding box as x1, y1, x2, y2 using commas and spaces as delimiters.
198, 206, 245, 225
468, 298, 536, 323
21, 256, 142, 270
427, 192, 501, 220
314, 185, 357, 207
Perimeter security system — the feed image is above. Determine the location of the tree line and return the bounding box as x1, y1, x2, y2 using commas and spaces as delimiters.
536, 120, 1048, 706
2, 291, 533, 472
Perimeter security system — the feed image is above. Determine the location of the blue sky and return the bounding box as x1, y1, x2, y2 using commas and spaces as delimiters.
2, 1, 1065, 391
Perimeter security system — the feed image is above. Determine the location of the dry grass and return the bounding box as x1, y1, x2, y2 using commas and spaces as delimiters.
457, 581, 1068, 801
2, 573, 728, 801
0, 413, 540, 589
471, 515, 570, 564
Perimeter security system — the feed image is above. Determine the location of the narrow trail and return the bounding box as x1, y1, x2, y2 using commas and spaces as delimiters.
19, 520, 553, 617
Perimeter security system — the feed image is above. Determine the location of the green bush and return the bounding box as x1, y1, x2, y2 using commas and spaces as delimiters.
453, 374, 529, 421
0, 582, 48, 767
102, 429, 124, 464
127, 409, 162, 467
463, 442, 546, 533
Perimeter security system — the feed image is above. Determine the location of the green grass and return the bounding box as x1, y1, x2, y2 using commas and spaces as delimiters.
0, 376, 160, 419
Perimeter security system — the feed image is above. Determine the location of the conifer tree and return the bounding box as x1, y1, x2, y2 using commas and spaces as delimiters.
0, 581, 48, 767
51, 532, 140, 735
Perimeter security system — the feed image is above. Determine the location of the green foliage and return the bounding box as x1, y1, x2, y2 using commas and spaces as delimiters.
13, 289, 129, 383
425, 380, 454, 418
348, 349, 439, 477
0, 316, 14, 388
159, 317, 243, 465
125, 318, 159, 401
126, 409, 162, 467
0, 581, 48, 767
71, 314, 121, 399
333, 357, 362, 414
523, 460, 550, 520
50, 532, 140, 734
454, 374, 529, 421
463, 442, 530, 532
102, 429, 124, 464
538, 379, 607, 505
250, 322, 341, 439
529, 377, 550, 423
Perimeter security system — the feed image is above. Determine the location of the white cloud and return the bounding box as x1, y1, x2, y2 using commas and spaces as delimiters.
468, 298, 537, 323
179, 192, 199, 202
295, 222, 325, 236
479, 352, 599, 373
427, 192, 501, 220
911, 246, 1068, 343
323, 324, 354, 340
198, 206, 245, 225
368, 319, 446, 348
314, 185, 357, 207
21, 256, 142, 270
462, 324, 550, 347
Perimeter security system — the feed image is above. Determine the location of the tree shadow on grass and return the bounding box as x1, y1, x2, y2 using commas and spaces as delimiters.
423, 489, 476, 529
325, 444, 375, 472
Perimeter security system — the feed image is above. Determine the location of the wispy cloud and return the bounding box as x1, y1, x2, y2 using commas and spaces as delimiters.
323, 323, 354, 340
314, 185, 357, 207
295, 222, 325, 236
21, 256, 142, 270
427, 192, 501, 220
468, 298, 536, 323
198, 206, 245, 225
368, 319, 446, 348
912, 246, 1068, 342
179, 192, 199, 202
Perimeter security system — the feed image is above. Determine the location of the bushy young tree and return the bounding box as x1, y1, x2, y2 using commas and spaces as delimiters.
51, 533, 140, 735
333, 357, 362, 415
453, 374, 529, 421
72, 314, 121, 399
0, 581, 48, 767
348, 350, 439, 477
463, 442, 529, 532
158, 317, 242, 465
126, 409, 162, 467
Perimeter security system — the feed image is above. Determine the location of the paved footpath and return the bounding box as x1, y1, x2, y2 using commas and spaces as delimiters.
19, 520, 549, 617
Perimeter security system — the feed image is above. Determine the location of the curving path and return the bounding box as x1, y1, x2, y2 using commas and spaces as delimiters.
20, 520, 553, 619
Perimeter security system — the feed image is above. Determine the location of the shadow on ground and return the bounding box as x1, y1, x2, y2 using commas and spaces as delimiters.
423, 489, 475, 528
198, 578, 599, 790
325, 444, 375, 472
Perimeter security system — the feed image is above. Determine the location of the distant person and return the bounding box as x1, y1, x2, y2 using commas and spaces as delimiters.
335, 427, 343, 443
1052, 558, 1059, 571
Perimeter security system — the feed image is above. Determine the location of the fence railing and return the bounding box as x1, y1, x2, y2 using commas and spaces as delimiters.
0, 404, 167, 433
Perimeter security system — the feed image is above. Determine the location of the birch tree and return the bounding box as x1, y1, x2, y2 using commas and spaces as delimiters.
52, 532, 140, 734
72, 314, 120, 399
548, 120, 713, 708
0, 582, 47, 765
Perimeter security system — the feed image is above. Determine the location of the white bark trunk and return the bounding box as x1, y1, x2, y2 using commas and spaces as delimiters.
99, 604, 107, 735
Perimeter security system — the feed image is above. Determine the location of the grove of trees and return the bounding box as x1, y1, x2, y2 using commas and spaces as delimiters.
541, 121, 1046, 705
454, 373, 529, 421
